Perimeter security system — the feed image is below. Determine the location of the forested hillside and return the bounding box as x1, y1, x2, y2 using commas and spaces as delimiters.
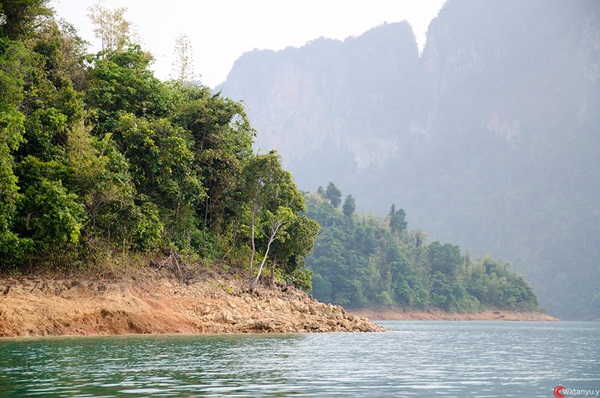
220, 0, 600, 320
305, 184, 540, 312
0, 1, 318, 289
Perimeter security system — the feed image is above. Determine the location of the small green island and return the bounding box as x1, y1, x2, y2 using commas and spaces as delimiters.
0, 1, 552, 337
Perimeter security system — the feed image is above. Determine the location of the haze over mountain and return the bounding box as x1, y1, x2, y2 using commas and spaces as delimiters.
220, 0, 600, 320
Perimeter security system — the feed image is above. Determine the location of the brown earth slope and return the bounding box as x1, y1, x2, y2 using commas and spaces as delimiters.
0, 273, 386, 337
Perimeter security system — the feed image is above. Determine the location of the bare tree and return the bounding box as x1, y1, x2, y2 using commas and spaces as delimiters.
253, 207, 294, 289
87, 1, 131, 52
171, 34, 198, 83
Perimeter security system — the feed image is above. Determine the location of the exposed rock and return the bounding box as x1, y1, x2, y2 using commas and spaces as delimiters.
0, 275, 386, 337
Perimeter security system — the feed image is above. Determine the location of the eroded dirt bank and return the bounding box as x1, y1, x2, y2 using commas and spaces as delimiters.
0, 274, 386, 337
352, 308, 559, 321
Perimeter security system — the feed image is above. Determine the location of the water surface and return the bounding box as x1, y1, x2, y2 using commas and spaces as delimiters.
1, 321, 598, 397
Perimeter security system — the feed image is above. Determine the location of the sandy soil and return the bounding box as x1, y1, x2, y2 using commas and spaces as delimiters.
351, 307, 558, 321
0, 273, 386, 337
0, 269, 557, 338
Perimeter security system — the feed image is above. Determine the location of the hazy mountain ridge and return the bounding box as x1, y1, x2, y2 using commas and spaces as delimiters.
220, 0, 600, 320
223, 21, 422, 176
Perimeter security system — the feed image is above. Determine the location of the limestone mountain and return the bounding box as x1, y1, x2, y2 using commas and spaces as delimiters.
220, 0, 600, 320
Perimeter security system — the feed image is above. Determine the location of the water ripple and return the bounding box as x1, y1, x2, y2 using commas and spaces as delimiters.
0, 322, 598, 396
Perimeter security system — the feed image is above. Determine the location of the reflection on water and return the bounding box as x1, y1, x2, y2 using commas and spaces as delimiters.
1, 322, 599, 397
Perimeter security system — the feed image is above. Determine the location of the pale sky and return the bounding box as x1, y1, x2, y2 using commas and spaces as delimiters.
49, 0, 446, 88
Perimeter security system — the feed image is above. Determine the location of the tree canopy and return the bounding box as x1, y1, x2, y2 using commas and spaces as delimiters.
0, 1, 316, 290
305, 186, 540, 312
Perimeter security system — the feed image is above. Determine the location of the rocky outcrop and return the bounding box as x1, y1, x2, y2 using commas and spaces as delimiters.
0, 275, 386, 337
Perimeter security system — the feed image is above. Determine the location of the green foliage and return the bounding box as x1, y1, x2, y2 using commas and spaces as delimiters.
16, 178, 84, 250
0, 3, 317, 286
305, 185, 541, 312
0, 0, 52, 40
269, 215, 320, 285
171, 84, 254, 234
0, 87, 24, 245
465, 256, 539, 310
342, 194, 356, 217
86, 45, 170, 136
427, 241, 462, 278
0, 35, 30, 263
325, 182, 342, 208
388, 204, 407, 235
240, 151, 315, 288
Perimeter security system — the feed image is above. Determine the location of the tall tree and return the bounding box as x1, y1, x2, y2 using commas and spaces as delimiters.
269, 215, 319, 289
253, 206, 295, 288
118, 114, 204, 249
0, 39, 27, 261
389, 204, 407, 234
325, 182, 342, 208
170, 84, 254, 237
87, 1, 131, 53
342, 194, 356, 217
0, 0, 52, 40
86, 44, 170, 136
427, 241, 463, 278
170, 34, 197, 84
241, 151, 304, 281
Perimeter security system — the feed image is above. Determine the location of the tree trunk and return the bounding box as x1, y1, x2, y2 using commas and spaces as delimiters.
253, 234, 275, 289
249, 210, 255, 271
270, 256, 278, 286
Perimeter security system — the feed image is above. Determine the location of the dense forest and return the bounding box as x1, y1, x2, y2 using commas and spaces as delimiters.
0, 0, 318, 288
305, 183, 539, 312
221, 0, 600, 320
0, 1, 543, 314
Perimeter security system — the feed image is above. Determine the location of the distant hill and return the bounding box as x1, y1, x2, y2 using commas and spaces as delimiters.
303, 188, 542, 315
220, 0, 600, 320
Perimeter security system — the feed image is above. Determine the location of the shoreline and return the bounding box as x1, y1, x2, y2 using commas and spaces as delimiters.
351, 307, 559, 322
0, 273, 386, 337
0, 272, 558, 338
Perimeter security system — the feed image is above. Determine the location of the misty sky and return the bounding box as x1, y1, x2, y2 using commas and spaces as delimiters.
49, 0, 445, 88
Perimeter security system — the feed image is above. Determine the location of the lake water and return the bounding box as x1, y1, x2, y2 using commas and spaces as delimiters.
0, 321, 598, 397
